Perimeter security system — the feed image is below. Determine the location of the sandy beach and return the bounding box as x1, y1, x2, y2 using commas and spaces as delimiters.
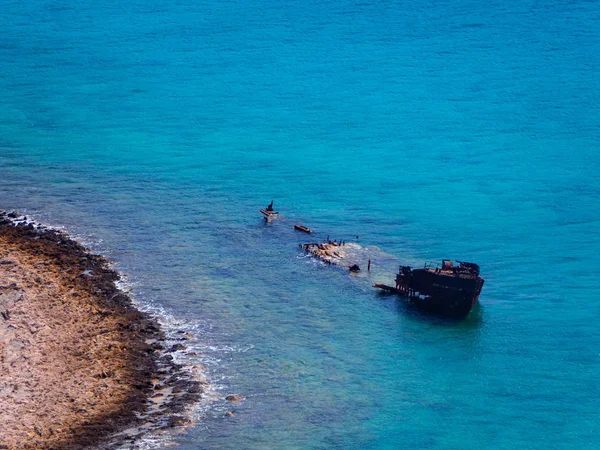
0, 212, 204, 449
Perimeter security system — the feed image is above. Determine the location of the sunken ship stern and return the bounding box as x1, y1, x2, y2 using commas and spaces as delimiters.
382, 260, 484, 319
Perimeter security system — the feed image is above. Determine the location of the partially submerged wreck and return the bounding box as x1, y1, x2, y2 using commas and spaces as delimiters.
260, 209, 278, 220
260, 201, 279, 222
263, 203, 484, 319
374, 260, 484, 319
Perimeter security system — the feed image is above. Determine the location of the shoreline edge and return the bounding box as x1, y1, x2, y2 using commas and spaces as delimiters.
0, 211, 206, 449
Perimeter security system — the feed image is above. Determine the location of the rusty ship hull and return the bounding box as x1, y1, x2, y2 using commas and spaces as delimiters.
375, 261, 484, 319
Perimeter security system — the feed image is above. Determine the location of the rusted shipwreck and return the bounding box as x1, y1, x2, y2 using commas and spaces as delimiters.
265, 204, 484, 319
374, 260, 484, 319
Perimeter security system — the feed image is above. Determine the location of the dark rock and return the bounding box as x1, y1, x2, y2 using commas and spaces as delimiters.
349, 264, 361, 272
188, 383, 204, 394
0, 282, 18, 291
169, 343, 187, 352
166, 415, 189, 428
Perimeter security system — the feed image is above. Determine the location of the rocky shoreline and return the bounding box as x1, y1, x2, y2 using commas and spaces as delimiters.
0, 211, 206, 449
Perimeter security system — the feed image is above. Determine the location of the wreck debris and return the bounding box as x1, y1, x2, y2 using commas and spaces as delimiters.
260, 208, 279, 221
300, 241, 348, 266
294, 224, 312, 233
260, 201, 279, 222
349, 264, 360, 272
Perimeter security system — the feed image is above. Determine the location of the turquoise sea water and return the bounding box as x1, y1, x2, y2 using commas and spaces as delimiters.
1, 0, 599, 448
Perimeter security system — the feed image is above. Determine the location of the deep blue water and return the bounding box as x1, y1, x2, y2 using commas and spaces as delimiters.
1, 0, 599, 448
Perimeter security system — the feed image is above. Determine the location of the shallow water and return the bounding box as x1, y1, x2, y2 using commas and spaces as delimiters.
1, 0, 599, 448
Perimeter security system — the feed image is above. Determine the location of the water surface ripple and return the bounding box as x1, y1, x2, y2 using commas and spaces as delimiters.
1, 0, 599, 448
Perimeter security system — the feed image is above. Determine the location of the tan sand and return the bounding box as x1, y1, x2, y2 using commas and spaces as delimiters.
0, 213, 204, 449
